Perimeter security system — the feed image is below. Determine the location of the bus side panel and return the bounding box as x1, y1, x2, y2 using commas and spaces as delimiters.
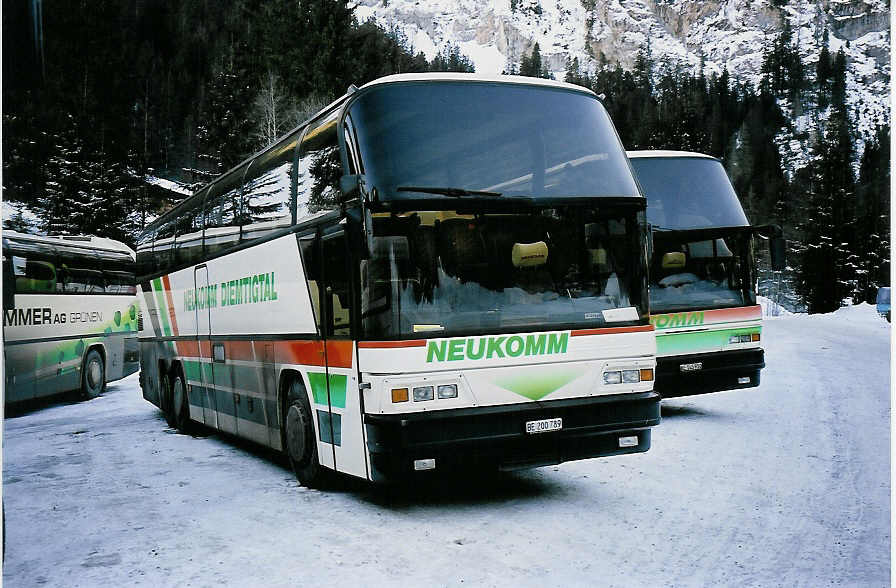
144, 235, 318, 446
4, 293, 140, 403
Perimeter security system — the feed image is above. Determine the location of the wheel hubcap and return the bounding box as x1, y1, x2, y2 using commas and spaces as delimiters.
87, 360, 102, 389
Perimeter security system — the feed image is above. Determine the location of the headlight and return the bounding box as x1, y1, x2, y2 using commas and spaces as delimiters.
413, 386, 434, 402
603, 371, 622, 385
622, 369, 640, 383
437, 384, 458, 399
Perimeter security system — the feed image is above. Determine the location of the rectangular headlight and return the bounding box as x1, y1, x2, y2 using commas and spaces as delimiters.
437, 384, 458, 399
603, 371, 622, 385
729, 335, 740, 344
622, 369, 640, 383
413, 386, 434, 402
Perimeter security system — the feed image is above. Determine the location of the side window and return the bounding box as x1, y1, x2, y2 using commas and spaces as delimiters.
239, 133, 299, 244
204, 173, 243, 257
153, 215, 179, 277
11, 252, 57, 294
298, 236, 322, 334
297, 110, 344, 217
135, 227, 155, 279
174, 193, 205, 268
97, 250, 136, 295
322, 234, 351, 337
56, 245, 104, 294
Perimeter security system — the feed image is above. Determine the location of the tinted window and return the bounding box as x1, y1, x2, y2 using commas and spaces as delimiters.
97, 249, 136, 295
349, 83, 639, 201
297, 111, 343, 217
9, 244, 58, 294
239, 133, 298, 237
56, 245, 105, 293
174, 194, 205, 267
204, 173, 243, 257
629, 157, 750, 229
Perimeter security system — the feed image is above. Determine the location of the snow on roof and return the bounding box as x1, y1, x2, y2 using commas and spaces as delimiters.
3, 230, 135, 256
358, 73, 596, 96
144, 175, 194, 196
626, 150, 718, 160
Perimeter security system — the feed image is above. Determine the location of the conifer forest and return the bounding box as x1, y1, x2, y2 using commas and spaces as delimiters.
2, 0, 890, 313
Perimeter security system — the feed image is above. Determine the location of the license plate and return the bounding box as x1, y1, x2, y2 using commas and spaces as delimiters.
680, 362, 703, 372
525, 417, 562, 434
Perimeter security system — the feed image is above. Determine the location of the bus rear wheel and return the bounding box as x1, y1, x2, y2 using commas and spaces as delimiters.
81, 349, 105, 399
171, 370, 192, 433
284, 380, 326, 488
160, 371, 177, 428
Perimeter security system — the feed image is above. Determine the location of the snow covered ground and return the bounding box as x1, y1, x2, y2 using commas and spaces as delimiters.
2, 304, 890, 586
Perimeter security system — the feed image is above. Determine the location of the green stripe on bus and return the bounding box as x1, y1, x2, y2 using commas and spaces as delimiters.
656, 327, 761, 357
152, 278, 172, 337
307, 372, 347, 409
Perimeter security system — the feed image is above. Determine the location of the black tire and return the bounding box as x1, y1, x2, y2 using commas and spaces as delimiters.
81, 349, 105, 399
170, 370, 192, 433
283, 379, 327, 488
160, 371, 177, 428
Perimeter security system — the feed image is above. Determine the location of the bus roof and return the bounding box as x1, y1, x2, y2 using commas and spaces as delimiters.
358, 73, 596, 97
626, 150, 719, 161
2, 231, 135, 256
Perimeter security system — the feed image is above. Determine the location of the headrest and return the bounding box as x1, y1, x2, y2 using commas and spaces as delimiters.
512, 241, 548, 268
588, 248, 608, 270
662, 252, 686, 270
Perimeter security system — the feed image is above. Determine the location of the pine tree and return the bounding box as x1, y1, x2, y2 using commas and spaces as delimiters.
519, 43, 551, 79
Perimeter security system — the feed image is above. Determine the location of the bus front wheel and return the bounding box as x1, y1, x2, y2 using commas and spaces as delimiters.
171, 371, 192, 433
81, 349, 105, 399
284, 380, 326, 488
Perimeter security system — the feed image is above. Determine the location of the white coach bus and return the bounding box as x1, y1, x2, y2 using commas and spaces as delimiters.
627, 151, 785, 396
137, 74, 660, 485
2, 231, 140, 403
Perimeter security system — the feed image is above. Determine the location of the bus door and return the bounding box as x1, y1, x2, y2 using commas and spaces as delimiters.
193, 265, 217, 428
320, 231, 361, 475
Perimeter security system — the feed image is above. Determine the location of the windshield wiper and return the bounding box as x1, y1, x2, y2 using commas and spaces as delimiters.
396, 186, 502, 198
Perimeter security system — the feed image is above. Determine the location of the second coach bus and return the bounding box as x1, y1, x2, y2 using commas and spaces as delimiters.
2, 232, 140, 403
628, 151, 785, 396
137, 74, 660, 485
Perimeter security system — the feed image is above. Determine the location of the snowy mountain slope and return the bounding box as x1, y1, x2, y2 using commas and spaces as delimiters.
355, 0, 889, 136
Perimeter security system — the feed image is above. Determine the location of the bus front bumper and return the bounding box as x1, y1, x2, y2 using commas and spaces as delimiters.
655, 348, 765, 398
364, 392, 660, 482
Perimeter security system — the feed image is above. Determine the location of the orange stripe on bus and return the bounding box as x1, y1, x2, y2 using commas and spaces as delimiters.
570, 325, 654, 337
161, 275, 180, 336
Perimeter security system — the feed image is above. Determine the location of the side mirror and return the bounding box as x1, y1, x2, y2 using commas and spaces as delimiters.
3, 255, 15, 312
770, 236, 786, 271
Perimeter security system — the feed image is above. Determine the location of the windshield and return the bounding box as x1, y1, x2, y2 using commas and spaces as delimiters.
348, 82, 640, 200
629, 157, 749, 229
650, 229, 755, 313
360, 205, 648, 339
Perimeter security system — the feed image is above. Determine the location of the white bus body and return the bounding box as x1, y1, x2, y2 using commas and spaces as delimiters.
3, 232, 140, 403
138, 75, 661, 484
